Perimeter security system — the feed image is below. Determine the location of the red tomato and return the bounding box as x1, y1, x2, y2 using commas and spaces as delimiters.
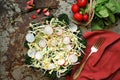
83, 14, 89, 22
74, 13, 83, 21
71, 4, 79, 13
77, 0, 87, 7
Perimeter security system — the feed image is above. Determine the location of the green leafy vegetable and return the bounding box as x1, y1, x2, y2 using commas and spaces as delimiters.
108, 0, 120, 13
24, 54, 33, 65
24, 41, 29, 49
91, 0, 120, 30
92, 18, 105, 30
58, 13, 69, 24
96, 0, 108, 4
109, 13, 116, 23
98, 6, 109, 18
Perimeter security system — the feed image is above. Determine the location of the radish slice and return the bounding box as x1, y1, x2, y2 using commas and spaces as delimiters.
26, 33, 35, 42
43, 8, 48, 13
58, 59, 66, 66
44, 11, 50, 16
26, 5, 32, 10
27, 48, 36, 58
35, 51, 43, 60
51, 39, 58, 46
55, 27, 63, 35
65, 44, 73, 51
36, 9, 41, 14
68, 54, 78, 63
38, 39, 47, 48
63, 36, 70, 44
44, 25, 53, 35
48, 63, 56, 70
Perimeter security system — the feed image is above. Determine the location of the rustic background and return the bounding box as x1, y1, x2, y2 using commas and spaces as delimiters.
0, 0, 120, 80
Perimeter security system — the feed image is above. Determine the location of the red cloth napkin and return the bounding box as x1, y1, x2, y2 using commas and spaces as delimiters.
66, 30, 120, 80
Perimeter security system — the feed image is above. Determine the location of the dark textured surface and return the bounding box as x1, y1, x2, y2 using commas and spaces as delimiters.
0, 0, 120, 80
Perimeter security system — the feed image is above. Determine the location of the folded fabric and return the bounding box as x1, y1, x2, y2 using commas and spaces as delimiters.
66, 30, 120, 80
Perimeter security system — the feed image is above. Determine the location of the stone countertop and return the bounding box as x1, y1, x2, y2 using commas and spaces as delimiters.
0, 0, 120, 80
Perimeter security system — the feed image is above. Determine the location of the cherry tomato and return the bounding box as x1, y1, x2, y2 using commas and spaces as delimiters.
71, 4, 79, 13
77, 0, 88, 7
83, 14, 89, 22
74, 13, 83, 21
